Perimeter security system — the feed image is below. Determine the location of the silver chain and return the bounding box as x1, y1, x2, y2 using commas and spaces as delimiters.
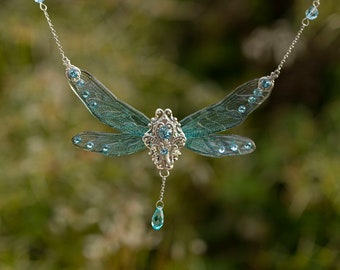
38, 3, 71, 68
272, 0, 321, 78
156, 170, 169, 208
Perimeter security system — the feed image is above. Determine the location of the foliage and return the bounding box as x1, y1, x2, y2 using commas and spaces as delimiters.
0, 0, 339, 269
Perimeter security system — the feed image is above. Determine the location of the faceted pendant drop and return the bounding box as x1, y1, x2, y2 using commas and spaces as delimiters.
151, 206, 164, 230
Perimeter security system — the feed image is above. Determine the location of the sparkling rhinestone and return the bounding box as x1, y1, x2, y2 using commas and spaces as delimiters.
238, 105, 246, 113
86, 142, 94, 149
160, 148, 169, 155
218, 146, 226, 154
67, 67, 80, 80
253, 88, 263, 97
306, 6, 318, 20
77, 79, 85, 87
248, 96, 256, 104
158, 125, 172, 140
244, 142, 253, 150
151, 206, 164, 230
102, 145, 109, 154
82, 90, 90, 99
230, 143, 238, 152
72, 136, 81, 144
260, 79, 272, 89
89, 100, 98, 108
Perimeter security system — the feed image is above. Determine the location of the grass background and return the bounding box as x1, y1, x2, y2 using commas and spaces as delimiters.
0, 0, 339, 269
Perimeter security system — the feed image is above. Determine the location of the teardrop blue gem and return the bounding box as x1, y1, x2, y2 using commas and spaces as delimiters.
151, 206, 164, 230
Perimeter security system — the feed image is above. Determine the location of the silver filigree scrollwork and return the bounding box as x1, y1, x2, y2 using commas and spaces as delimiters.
143, 108, 186, 171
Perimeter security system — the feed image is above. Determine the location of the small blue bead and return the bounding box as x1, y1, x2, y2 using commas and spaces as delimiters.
82, 90, 90, 99
34, 0, 44, 3
158, 125, 172, 140
306, 6, 319, 20
230, 143, 238, 152
160, 148, 169, 155
89, 100, 98, 108
238, 105, 246, 114
218, 146, 226, 154
67, 67, 80, 80
86, 142, 94, 149
73, 136, 81, 144
77, 79, 85, 87
248, 96, 256, 104
253, 88, 263, 97
261, 79, 272, 89
102, 145, 109, 154
244, 142, 253, 150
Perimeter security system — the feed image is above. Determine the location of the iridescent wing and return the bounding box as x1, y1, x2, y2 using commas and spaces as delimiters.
72, 131, 146, 156
180, 77, 274, 138
67, 68, 150, 136
185, 135, 255, 157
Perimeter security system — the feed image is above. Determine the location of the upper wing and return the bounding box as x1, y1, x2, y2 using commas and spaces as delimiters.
180, 77, 274, 138
72, 131, 146, 156
185, 134, 256, 158
67, 67, 150, 136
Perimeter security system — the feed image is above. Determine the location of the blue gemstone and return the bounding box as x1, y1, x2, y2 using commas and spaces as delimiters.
77, 79, 85, 87
89, 100, 98, 108
102, 145, 109, 154
238, 105, 246, 114
158, 125, 172, 140
151, 206, 164, 230
306, 6, 318, 20
218, 146, 226, 154
260, 79, 272, 89
73, 136, 81, 144
230, 143, 238, 152
253, 88, 263, 97
82, 90, 90, 99
67, 67, 80, 80
244, 142, 253, 150
34, 0, 44, 3
160, 148, 169, 155
86, 142, 94, 149
248, 96, 256, 104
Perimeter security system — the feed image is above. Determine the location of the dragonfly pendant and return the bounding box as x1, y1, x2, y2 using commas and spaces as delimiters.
66, 65, 275, 230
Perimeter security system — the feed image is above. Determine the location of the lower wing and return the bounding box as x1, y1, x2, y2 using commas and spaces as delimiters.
72, 131, 146, 157
185, 134, 256, 158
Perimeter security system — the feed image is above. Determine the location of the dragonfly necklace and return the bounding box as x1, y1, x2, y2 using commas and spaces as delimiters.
34, 0, 320, 230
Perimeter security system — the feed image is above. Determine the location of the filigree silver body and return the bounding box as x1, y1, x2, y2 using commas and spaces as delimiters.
143, 109, 186, 171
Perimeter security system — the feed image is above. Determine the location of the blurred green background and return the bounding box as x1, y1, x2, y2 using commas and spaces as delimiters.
0, 0, 339, 269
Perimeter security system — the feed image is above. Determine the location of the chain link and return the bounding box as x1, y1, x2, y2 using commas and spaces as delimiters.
155, 170, 169, 208
272, 0, 320, 78
39, 3, 71, 68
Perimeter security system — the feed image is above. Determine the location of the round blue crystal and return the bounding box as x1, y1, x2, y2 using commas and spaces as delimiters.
102, 145, 109, 154
238, 105, 246, 114
160, 148, 169, 155
158, 125, 172, 140
89, 100, 98, 108
244, 142, 253, 150
67, 67, 80, 80
73, 136, 81, 144
218, 146, 226, 154
253, 88, 263, 97
260, 79, 272, 89
82, 90, 90, 99
230, 143, 238, 152
86, 142, 94, 149
77, 79, 85, 87
34, 0, 44, 3
306, 6, 318, 20
248, 96, 256, 104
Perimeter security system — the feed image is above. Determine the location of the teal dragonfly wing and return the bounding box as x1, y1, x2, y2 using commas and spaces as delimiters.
66, 66, 275, 158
